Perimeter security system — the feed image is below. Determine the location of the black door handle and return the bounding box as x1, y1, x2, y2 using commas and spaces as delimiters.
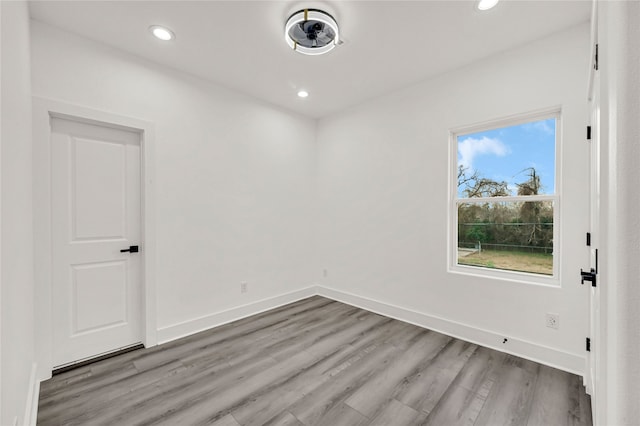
580, 268, 596, 286
120, 245, 139, 253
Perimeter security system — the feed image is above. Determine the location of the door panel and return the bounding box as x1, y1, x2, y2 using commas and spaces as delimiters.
51, 116, 142, 367
72, 261, 127, 334
72, 137, 126, 240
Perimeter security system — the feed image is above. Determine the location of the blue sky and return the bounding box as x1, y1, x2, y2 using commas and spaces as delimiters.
457, 118, 556, 198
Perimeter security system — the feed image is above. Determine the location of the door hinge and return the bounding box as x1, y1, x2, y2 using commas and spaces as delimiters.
586, 337, 591, 352
594, 44, 599, 71
586, 232, 591, 246
581, 268, 597, 287
587, 126, 592, 140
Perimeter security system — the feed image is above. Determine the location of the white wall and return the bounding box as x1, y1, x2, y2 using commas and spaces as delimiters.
316, 24, 590, 373
1, 1, 36, 424
616, 3, 640, 419
30, 22, 317, 341
598, 1, 640, 424
615, 2, 640, 419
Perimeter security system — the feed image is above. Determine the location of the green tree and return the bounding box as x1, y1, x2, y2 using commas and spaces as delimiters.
466, 224, 488, 243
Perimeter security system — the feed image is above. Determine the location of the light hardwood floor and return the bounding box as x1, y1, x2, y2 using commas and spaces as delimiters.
37, 296, 592, 426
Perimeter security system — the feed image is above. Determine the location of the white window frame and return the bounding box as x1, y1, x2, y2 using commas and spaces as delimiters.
448, 108, 561, 286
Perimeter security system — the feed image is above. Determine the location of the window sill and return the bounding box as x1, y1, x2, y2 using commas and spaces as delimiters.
448, 263, 561, 288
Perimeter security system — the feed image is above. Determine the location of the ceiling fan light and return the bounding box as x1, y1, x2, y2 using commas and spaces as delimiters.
285, 9, 339, 56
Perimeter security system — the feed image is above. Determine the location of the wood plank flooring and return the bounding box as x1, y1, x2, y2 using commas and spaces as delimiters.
37, 296, 592, 426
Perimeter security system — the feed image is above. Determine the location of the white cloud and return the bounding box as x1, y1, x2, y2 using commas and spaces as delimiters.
523, 120, 554, 136
458, 136, 508, 170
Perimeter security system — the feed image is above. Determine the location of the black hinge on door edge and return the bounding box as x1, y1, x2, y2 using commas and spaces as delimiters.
586, 337, 591, 352
587, 126, 592, 140
594, 44, 599, 71
586, 232, 591, 246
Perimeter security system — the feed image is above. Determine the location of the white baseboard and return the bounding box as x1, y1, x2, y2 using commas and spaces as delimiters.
157, 286, 317, 344
155, 284, 584, 375
316, 286, 585, 376
23, 362, 40, 426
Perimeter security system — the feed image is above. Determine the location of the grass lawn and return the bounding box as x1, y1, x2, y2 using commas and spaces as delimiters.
458, 249, 553, 275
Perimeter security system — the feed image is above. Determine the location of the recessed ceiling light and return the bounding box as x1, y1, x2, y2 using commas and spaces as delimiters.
297, 90, 309, 98
285, 9, 339, 55
150, 25, 175, 41
477, 0, 499, 10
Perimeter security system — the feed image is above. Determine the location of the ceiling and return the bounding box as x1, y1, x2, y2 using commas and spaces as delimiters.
28, 1, 591, 119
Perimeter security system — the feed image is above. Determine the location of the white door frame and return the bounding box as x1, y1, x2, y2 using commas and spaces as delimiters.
586, 46, 601, 425
33, 97, 157, 380
585, 0, 599, 404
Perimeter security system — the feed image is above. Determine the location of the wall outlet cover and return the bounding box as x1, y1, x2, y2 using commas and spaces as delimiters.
545, 313, 560, 329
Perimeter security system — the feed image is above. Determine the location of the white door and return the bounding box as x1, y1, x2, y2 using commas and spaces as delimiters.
51, 116, 143, 367
586, 43, 600, 403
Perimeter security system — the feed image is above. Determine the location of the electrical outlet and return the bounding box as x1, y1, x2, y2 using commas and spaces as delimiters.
323, 269, 328, 278
546, 313, 559, 329
240, 282, 248, 293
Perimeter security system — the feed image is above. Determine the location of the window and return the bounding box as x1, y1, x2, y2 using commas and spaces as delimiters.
450, 111, 559, 284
